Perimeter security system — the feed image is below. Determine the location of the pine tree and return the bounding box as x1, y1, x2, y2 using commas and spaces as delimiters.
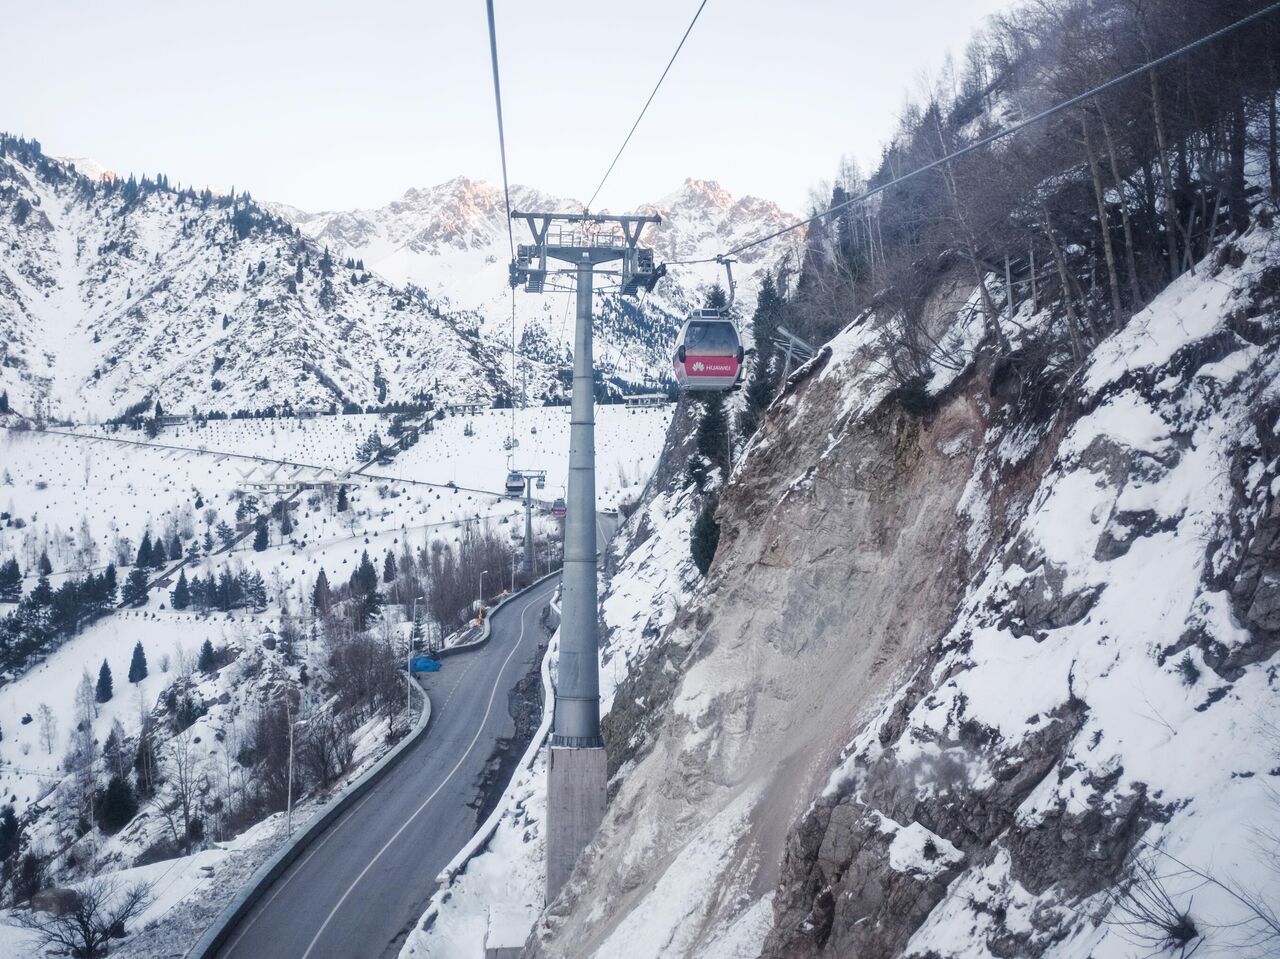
336, 485, 349, 512
128, 641, 148, 683
0, 390, 8, 414
696, 392, 729, 467
136, 531, 153, 569
352, 550, 378, 597
203, 529, 215, 554
189, 574, 208, 612
0, 557, 21, 601
122, 567, 150, 606
96, 774, 137, 834
197, 639, 216, 673
37, 550, 51, 576
150, 535, 168, 569
312, 569, 332, 614
252, 515, 269, 552
740, 274, 784, 432
171, 569, 191, 610
689, 393, 730, 490
279, 507, 293, 537
102, 719, 128, 777
186, 540, 201, 564
103, 563, 118, 604
0, 805, 19, 861
215, 521, 236, 549
30, 573, 53, 607
168, 532, 182, 561
246, 570, 268, 610
216, 570, 236, 611
95, 659, 113, 703
690, 499, 721, 576
383, 550, 397, 583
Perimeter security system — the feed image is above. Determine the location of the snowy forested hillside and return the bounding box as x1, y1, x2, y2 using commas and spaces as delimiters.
0, 404, 671, 955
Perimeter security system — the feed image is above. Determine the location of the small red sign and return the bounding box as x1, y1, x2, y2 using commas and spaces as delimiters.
683, 355, 739, 376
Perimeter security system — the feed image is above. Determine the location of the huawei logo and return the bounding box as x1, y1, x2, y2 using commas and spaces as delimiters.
692, 361, 706, 372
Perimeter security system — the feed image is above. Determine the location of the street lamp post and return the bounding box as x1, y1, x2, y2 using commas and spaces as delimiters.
407, 595, 425, 720
478, 569, 489, 622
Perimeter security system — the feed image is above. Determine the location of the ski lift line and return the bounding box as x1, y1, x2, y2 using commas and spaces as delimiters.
583, 0, 711, 211
19, 424, 522, 502
485, 0, 516, 259
666, 0, 1280, 267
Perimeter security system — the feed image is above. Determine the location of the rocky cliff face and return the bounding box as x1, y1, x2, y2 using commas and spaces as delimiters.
527, 218, 1280, 958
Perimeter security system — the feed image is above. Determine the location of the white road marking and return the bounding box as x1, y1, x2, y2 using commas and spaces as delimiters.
217, 784, 384, 956
297, 582, 556, 959
219, 584, 548, 958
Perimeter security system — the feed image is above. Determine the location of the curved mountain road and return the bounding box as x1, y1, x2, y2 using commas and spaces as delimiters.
213, 513, 618, 959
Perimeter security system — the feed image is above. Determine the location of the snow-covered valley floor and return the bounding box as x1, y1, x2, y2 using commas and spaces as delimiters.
0, 402, 671, 956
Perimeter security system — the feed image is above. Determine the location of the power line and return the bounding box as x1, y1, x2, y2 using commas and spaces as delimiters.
584, 0, 710, 211
669, 0, 1280, 267
485, 0, 516, 259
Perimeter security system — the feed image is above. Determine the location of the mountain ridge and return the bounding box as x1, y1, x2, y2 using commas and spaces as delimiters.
1, 134, 802, 422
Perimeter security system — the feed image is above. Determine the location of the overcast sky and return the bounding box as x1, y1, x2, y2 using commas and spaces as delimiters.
6, 0, 1012, 215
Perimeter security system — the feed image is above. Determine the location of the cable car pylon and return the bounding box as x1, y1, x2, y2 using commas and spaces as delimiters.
505, 466, 546, 579
509, 208, 660, 903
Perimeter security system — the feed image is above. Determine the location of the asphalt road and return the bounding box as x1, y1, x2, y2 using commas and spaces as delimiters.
214, 512, 618, 959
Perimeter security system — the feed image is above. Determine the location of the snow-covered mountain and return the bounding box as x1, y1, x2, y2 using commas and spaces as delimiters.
0, 132, 801, 422
269, 176, 804, 394
0, 136, 502, 421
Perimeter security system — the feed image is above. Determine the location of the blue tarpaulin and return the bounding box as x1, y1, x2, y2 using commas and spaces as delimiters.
409, 656, 442, 673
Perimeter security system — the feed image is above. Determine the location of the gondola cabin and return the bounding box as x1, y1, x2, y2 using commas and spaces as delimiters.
672, 310, 743, 392
505, 471, 524, 496
551, 497, 567, 519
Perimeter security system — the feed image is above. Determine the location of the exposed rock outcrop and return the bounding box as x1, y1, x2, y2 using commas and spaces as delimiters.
527, 220, 1280, 959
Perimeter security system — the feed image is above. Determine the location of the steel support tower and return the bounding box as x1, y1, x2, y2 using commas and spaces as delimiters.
507, 469, 546, 580
510, 210, 661, 902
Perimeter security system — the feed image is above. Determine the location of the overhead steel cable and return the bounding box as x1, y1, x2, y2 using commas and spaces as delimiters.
584, 0, 710, 211
485, 0, 521, 441
485, 0, 516, 259
667, 0, 1280, 267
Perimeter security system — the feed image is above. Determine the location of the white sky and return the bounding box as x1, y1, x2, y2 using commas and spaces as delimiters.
5, 0, 1012, 215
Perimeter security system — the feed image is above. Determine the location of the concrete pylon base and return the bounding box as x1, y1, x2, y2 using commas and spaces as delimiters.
545, 745, 607, 903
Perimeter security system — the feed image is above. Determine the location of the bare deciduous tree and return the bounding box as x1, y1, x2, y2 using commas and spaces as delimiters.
36, 703, 57, 755
15, 878, 152, 959
155, 727, 206, 853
